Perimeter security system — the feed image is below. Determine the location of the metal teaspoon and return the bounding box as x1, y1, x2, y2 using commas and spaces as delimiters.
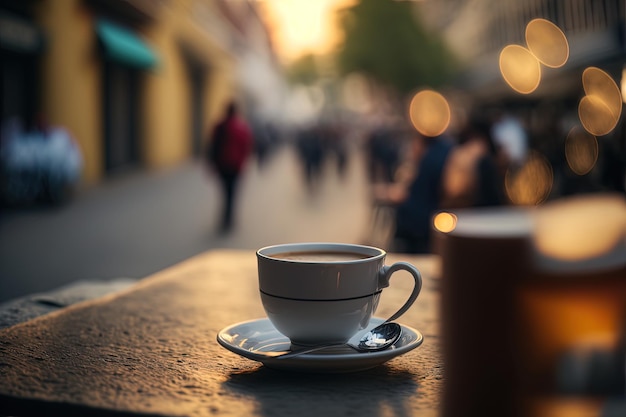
274, 322, 402, 359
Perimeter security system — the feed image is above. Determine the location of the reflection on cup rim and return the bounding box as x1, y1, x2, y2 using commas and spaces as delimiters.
257, 242, 386, 264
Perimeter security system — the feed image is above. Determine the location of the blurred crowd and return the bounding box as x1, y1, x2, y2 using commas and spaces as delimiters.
364, 108, 626, 254
294, 122, 349, 193
231, 102, 626, 255
0, 116, 83, 206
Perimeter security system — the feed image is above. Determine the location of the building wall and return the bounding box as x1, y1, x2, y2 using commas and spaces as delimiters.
35, 0, 103, 183
204, 65, 236, 136
22, 0, 241, 184
175, 0, 239, 147
0, 0, 281, 186
142, 7, 190, 169
144, 1, 237, 166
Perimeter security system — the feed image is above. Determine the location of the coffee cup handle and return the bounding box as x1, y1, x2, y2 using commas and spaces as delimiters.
378, 262, 422, 322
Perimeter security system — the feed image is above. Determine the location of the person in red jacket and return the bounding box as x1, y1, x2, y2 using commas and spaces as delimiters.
206, 101, 253, 233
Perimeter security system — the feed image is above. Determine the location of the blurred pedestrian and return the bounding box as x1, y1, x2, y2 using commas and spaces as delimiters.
206, 101, 253, 233
441, 116, 505, 209
491, 112, 528, 169
393, 133, 455, 253
366, 125, 401, 184
295, 124, 324, 193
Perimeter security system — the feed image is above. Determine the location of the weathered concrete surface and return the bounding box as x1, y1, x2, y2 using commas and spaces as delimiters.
0, 250, 442, 417
0, 278, 137, 330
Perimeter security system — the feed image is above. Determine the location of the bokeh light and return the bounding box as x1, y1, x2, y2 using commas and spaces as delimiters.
505, 151, 553, 205
408, 90, 451, 137
433, 212, 457, 233
578, 95, 620, 136
499, 45, 542, 94
525, 18, 569, 68
578, 67, 622, 136
532, 399, 611, 417
565, 126, 598, 175
622, 67, 626, 103
533, 194, 626, 261
583, 67, 623, 110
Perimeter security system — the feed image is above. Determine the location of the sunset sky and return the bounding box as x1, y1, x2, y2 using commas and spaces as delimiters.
257, 0, 357, 63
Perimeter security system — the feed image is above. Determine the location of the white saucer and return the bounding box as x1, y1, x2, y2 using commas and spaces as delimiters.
217, 317, 423, 373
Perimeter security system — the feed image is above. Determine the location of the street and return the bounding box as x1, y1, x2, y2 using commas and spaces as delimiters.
0, 145, 376, 303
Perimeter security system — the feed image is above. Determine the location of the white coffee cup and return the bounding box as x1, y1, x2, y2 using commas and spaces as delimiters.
256, 242, 422, 346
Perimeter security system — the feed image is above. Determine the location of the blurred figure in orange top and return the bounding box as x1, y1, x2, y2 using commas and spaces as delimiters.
441, 115, 505, 209
206, 101, 253, 233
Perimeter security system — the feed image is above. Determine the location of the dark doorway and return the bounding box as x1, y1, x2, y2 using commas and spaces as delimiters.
1, 50, 38, 130
184, 58, 206, 158
103, 62, 139, 173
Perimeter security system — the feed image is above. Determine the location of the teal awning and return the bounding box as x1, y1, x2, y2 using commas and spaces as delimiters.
96, 19, 158, 70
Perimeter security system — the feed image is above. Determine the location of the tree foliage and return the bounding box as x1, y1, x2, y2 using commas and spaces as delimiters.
336, 0, 457, 96
286, 54, 319, 85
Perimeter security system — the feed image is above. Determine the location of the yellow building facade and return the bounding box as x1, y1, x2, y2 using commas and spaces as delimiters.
2, 0, 239, 184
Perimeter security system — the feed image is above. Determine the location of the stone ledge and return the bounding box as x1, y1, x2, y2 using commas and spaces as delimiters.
0, 278, 137, 330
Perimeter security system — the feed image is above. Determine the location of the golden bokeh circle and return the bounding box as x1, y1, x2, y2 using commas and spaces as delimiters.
499, 45, 542, 94
505, 151, 553, 205
409, 90, 451, 137
565, 126, 598, 175
525, 18, 569, 68
579, 67, 622, 136
433, 212, 457, 233
582, 67, 622, 110
534, 195, 626, 261
578, 94, 620, 136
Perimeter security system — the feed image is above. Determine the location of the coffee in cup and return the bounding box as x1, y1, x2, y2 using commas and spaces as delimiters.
256, 242, 422, 346
269, 251, 370, 262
